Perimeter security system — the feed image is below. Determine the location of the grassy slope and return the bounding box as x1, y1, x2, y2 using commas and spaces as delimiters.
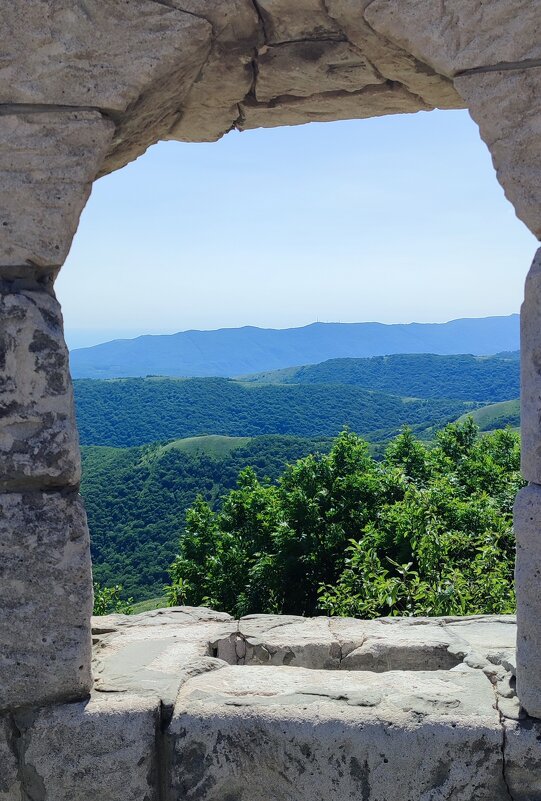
457, 399, 520, 431
159, 434, 252, 458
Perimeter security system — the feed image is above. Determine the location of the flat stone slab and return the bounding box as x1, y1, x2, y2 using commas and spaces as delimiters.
92, 607, 235, 708
168, 665, 508, 801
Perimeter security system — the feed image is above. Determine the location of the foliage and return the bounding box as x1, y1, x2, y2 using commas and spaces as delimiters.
74, 376, 471, 447
167, 421, 522, 618
82, 435, 332, 600
93, 582, 133, 616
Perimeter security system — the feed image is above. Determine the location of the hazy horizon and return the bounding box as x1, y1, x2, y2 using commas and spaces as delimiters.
66, 311, 520, 351
57, 108, 537, 349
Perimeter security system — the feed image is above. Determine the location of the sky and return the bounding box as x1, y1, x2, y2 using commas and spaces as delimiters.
56, 108, 538, 350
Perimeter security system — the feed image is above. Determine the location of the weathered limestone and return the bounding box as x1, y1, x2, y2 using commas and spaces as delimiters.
213, 613, 517, 673
168, 665, 507, 801
319, 0, 464, 110
0, 289, 80, 490
255, 41, 384, 103
514, 484, 541, 718
254, 0, 344, 43
504, 717, 541, 800
239, 83, 430, 130
364, 0, 541, 77
454, 69, 541, 240
0, 491, 92, 711
166, 0, 260, 143
233, 0, 461, 131
519, 249, 541, 483
16, 694, 160, 801
2, 610, 536, 800
0, 0, 539, 764
0, 0, 211, 112
92, 607, 235, 708
0, 111, 114, 269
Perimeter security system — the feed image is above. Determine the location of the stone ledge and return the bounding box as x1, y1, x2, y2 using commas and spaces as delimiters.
92, 608, 518, 713
1, 609, 537, 800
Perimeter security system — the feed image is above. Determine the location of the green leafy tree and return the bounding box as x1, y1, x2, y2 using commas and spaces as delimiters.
167, 422, 522, 618
93, 582, 133, 616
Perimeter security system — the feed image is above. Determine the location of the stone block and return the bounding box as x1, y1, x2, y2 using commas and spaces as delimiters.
167, 0, 259, 142
454, 68, 541, 240
238, 614, 341, 668
168, 665, 507, 801
324, 0, 463, 110
255, 41, 384, 103
0, 0, 211, 112
0, 289, 80, 490
364, 0, 541, 77
254, 0, 343, 44
504, 717, 541, 800
248, 0, 462, 110
514, 485, 541, 717
92, 607, 235, 708
0, 111, 114, 269
236, 614, 483, 671
0, 491, 93, 711
519, 249, 541, 482
239, 82, 430, 130
17, 694, 160, 801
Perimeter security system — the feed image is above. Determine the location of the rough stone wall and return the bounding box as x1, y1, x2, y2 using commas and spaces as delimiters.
0, 0, 539, 729
0, 109, 113, 709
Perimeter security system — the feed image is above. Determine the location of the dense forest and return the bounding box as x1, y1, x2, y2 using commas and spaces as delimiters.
167, 421, 521, 618
80, 351, 521, 612
244, 353, 519, 402
74, 377, 473, 447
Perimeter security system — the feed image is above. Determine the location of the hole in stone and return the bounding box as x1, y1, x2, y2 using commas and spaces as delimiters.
57, 108, 530, 624
210, 632, 464, 672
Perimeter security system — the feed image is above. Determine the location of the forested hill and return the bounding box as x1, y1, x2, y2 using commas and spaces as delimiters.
69, 315, 519, 379
242, 353, 520, 402
74, 377, 473, 448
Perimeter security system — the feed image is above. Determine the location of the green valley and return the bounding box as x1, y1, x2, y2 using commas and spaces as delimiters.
78, 351, 521, 606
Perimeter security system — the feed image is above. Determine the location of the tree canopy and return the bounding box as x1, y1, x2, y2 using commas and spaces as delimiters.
167, 421, 521, 618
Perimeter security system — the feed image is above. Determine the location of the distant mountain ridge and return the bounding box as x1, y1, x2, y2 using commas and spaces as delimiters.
69, 315, 520, 379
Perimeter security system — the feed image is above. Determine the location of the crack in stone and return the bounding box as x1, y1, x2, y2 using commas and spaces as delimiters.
11, 710, 46, 801
0, 103, 114, 118
457, 57, 541, 77
250, 0, 269, 44
492, 686, 516, 801
140, 0, 215, 28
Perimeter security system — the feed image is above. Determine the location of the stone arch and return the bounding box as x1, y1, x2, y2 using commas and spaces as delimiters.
0, 0, 540, 716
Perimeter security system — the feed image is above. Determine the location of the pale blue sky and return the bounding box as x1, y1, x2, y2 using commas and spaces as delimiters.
56, 109, 537, 350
